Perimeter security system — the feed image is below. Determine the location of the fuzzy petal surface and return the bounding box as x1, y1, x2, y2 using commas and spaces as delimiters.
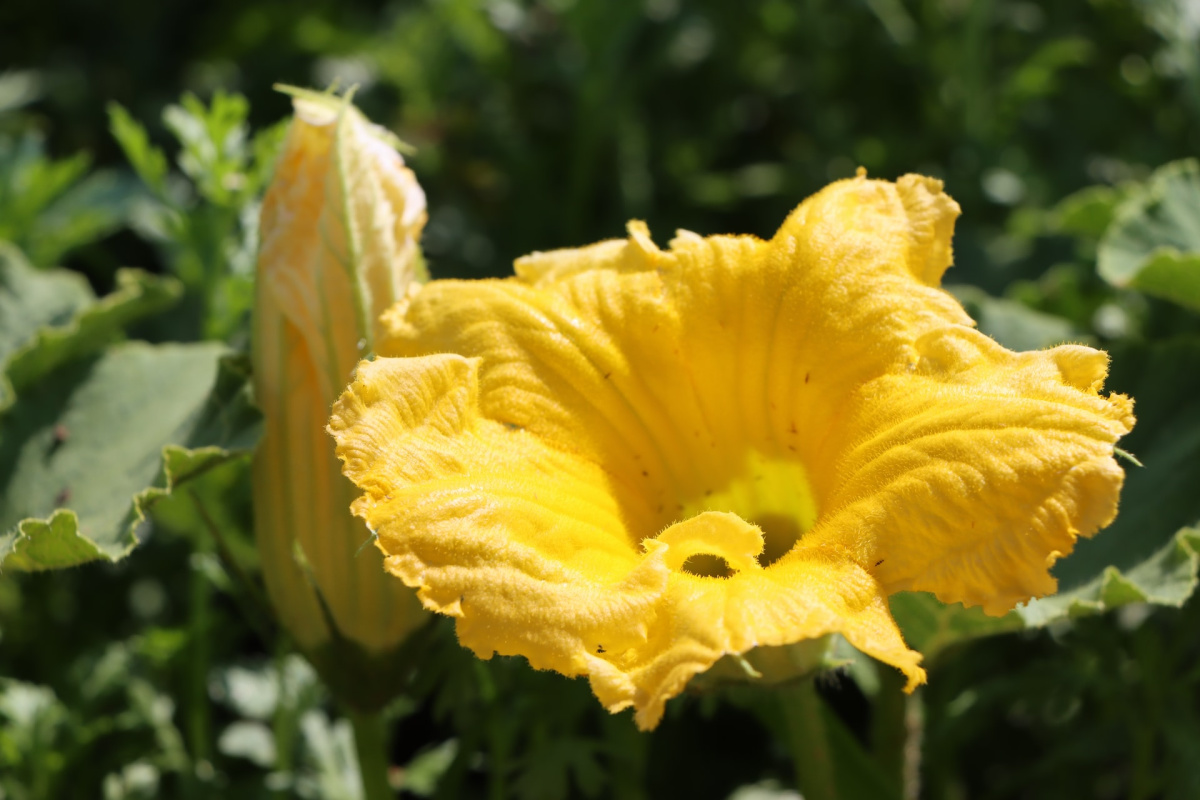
332, 173, 1133, 727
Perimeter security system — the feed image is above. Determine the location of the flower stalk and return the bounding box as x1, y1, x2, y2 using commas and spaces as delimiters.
348, 709, 393, 800
780, 681, 837, 800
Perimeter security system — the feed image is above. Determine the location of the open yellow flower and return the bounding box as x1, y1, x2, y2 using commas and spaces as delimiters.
330, 173, 1134, 728
253, 90, 428, 709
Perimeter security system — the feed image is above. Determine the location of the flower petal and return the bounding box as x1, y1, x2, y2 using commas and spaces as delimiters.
376, 175, 971, 521
590, 512, 924, 730
330, 354, 671, 674
333, 172, 1133, 724
330, 359, 924, 730
809, 328, 1134, 615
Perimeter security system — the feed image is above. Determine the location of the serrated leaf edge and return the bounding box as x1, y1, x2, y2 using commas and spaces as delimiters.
0, 267, 182, 415
1019, 525, 1200, 625
1, 443, 253, 574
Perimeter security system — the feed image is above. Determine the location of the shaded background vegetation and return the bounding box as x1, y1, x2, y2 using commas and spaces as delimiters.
3, 1, 1200, 798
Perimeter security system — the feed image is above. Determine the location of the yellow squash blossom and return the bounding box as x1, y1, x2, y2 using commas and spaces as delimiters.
253, 89, 428, 708
330, 173, 1134, 728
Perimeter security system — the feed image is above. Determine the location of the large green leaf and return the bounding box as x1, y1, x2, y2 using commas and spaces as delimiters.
893, 336, 1200, 656
0, 243, 92, 362
1098, 159, 1200, 311
0, 343, 260, 571
0, 243, 181, 411
1052, 183, 1134, 241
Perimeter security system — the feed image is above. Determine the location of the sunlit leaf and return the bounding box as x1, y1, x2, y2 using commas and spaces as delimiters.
948, 284, 1082, 351
0, 244, 181, 411
108, 103, 169, 198
890, 593, 1022, 662
0, 343, 260, 571
1099, 159, 1200, 311
398, 740, 458, 797
218, 721, 277, 768
1052, 184, 1134, 241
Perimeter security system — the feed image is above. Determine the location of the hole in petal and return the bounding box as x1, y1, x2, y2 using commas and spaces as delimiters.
681, 553, 735, 578
753, 513, 803, 567
670, 453, 819, 570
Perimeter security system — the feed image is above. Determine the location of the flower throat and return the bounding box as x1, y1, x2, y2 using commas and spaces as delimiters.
672, 452, 820, 577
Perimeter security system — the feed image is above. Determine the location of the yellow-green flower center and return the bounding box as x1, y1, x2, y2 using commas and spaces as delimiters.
669, 452, 820, 577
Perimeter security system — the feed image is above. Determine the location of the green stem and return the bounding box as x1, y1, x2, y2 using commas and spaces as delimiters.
602, 712, 648, 800
188, 490, 275, 646
779, 680, 838, 800
270, 644, 297, 800
349, 709, 393, 800
487, 712, 509, 800
873, 668, 923, 799
187, 551, 213, 768
872, 669, 905, 787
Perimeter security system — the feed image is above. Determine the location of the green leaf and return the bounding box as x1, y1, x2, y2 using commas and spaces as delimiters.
0, 243, 93, 360
1052, 184, 1133, 240
0, 70, 42, 116
513, 737, 605, 800
0, 243, 181, 412
296, 710, 361, 800
217, 721, 277, 768
108, 102, 169, 198
1098, 159, 1200, 311
0, 343, 261, 571
26, 169, 141, 267
399, 740, 458, 797
890, 593, 1022, 662
1002, 37, 1093, 108
161, 90, 254, 207
948, 284, 1082, 351
1017, 526, 1200, 626
0, 129, 137, 265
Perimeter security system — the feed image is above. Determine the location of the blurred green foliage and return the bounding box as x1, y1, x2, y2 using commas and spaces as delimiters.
3, 1, 1200, 798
